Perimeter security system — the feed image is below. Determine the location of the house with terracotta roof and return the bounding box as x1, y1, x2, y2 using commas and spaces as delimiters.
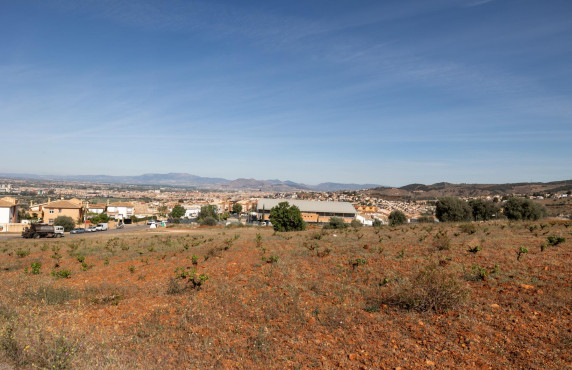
106, 202, 134, 220
87, 204, 107, 214
0, 197, 18, 225
42, 199, 85, 225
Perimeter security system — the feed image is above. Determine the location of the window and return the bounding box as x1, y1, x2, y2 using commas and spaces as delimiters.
48, 219, 54, 224
58, 209, 62, 213
49, 209, 54, 214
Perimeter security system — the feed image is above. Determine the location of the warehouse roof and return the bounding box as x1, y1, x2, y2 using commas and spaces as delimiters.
256, 199, 357, 214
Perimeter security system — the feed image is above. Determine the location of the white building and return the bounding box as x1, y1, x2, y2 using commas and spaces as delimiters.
184, 208, 201, 218
0, 197, 18, 232
87, 204, 106, 214
106, 202, 134, 220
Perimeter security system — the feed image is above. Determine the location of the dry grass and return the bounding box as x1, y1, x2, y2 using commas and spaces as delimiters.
0, 221, 571, 368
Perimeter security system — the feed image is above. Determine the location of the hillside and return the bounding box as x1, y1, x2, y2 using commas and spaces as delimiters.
0, 222, 570, 368
368, 180, 572, 199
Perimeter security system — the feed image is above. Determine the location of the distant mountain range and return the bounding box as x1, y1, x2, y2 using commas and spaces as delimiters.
3, 172, 570, 196
0, 172, 382, 192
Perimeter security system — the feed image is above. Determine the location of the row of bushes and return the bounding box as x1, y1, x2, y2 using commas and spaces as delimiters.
436, 196, 546, 222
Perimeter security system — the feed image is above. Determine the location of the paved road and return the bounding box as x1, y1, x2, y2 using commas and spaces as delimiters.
0, 224, 149, 240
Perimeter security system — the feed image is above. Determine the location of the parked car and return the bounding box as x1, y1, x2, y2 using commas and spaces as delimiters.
70, 228, 86, 234
87, 226, 97, 232
116, 223, 125, 229
96, 223, 108, 231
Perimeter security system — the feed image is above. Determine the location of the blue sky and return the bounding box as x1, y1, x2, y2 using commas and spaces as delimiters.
1, 0, 571, 186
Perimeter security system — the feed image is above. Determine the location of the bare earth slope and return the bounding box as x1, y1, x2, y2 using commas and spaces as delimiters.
0, 222, 570, 368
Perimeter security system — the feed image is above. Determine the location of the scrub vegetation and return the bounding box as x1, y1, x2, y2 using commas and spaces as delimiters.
0, 220, 570, 368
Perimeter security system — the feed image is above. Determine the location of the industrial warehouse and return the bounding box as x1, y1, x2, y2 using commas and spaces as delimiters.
256, 199, 357, 224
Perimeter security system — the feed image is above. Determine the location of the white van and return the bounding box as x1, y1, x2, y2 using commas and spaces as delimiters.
96, 223, 109, 231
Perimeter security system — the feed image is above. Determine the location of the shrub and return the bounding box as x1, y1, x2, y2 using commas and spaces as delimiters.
384, 265, 468, 312
30, 262, 42, 275
350, 219, 363, 228
262, 255, 279, 264
269, 202, 306, 232
467, 246, 481, 253
349, 258, 367, 269
417, 216, 435, 223
517, 247, 528, 261
53, 216, 75, 232
388, 210, 407, 226
435, 197, 472, 222
324, 217, 348, 229
432, 230, 451, 250
316, 247, 331, 258
503, 197, 547, 221
16, 249, 30, 258
167, 267, 209, 294
466, 265, 488, 281
459, 223, 477, 234
51, 270, 72, 279
547, 236, 565, 246
372, 219, 383, 227
200, 216, 217, 226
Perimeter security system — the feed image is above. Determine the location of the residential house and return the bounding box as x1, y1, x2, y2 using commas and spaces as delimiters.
106, 202, 134, 220
42, 199, 84, 225
87, 204, 107, 215
0, 197, 18, 223
0, 197, 19, 233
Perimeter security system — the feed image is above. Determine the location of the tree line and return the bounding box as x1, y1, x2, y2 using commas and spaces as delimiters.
435, 196, 546, 222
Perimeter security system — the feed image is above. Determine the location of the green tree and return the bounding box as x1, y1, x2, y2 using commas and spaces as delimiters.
435, 197, 472, 222
198, 205, 218, 223
170, 204, 186, 219
269, 202, 306, 232
503, 197, 547, 220
53, 216, 75, 232
388, 210, 407, 226
372, 218, 383, 227
468, 199, 500, 221
232, 203, 243, 215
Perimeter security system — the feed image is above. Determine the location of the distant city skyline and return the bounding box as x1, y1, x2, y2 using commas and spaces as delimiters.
1, 0, 571, 186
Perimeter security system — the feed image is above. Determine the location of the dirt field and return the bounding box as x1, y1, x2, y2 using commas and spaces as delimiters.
0, 221, 570, 368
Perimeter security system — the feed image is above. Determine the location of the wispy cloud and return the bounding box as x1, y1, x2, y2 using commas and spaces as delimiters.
465, 0, 496, 7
